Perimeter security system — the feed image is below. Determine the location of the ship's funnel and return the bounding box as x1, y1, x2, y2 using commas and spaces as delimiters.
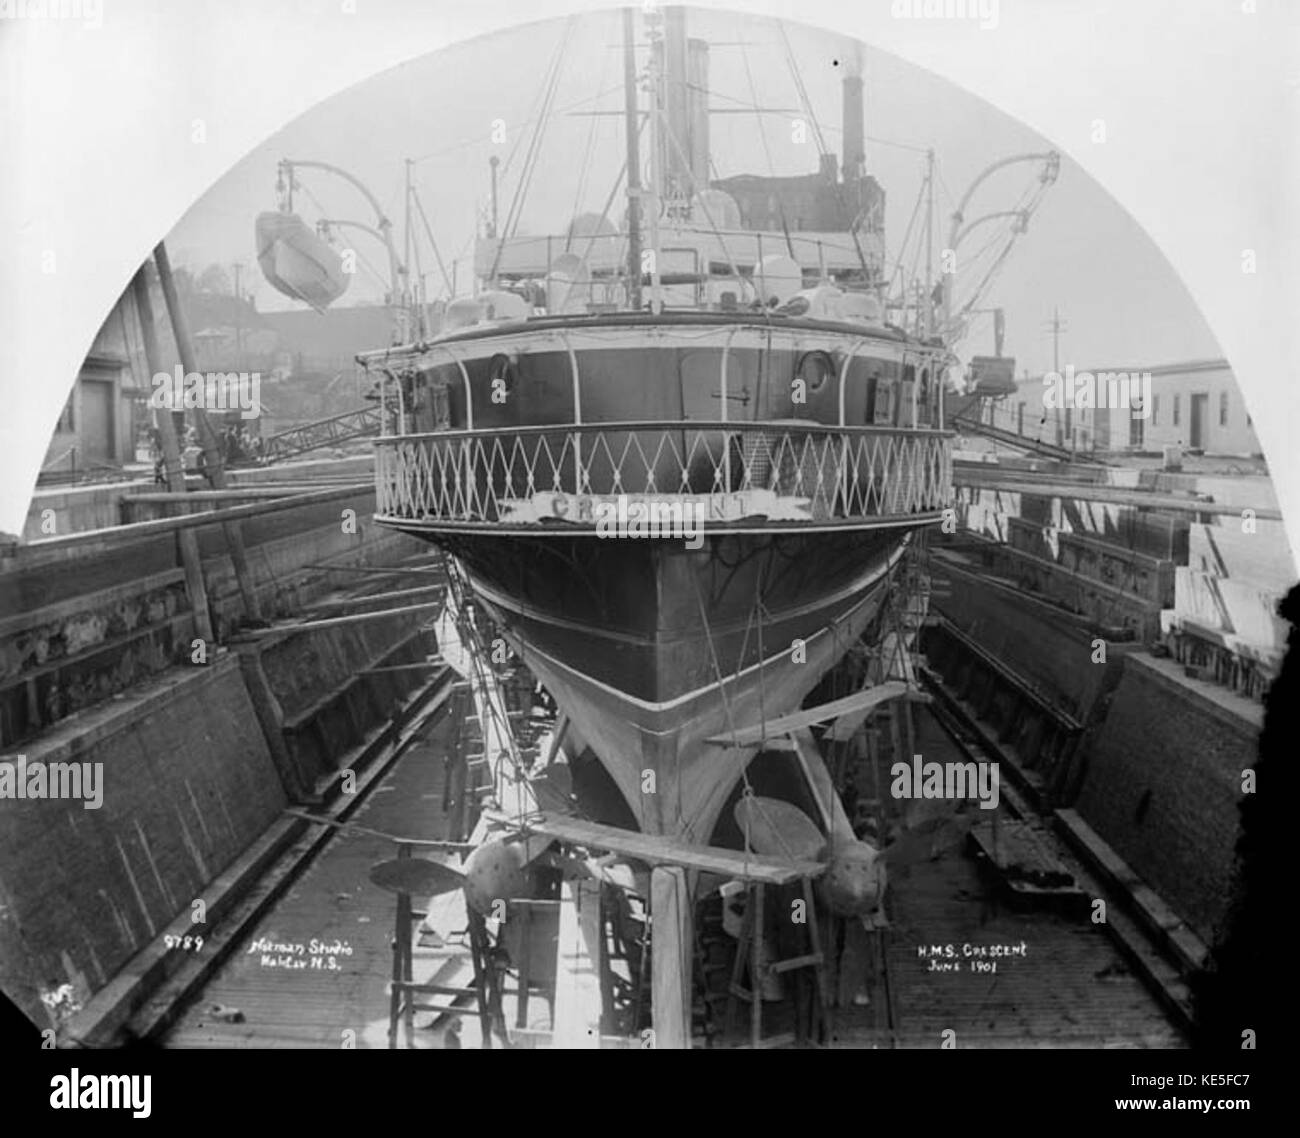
842, 72, 865, 184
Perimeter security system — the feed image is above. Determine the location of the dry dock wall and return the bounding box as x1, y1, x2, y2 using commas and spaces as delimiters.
0, 655, 286, 1029
933, 560, 1256, 950
1072, 653, 1257, 946
934, 555, 1134, 723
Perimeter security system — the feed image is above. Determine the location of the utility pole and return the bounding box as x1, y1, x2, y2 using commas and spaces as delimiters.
1045, 306, 1068, 374
1043, 306, 1071, 453
232, 262, 244, 371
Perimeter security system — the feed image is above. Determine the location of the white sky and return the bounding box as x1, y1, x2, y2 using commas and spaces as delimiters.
167, 5, 1221, 381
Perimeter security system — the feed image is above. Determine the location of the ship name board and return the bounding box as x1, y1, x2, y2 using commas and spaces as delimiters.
498, 489, 813, 524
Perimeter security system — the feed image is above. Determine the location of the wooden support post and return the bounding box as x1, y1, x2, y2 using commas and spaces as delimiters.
554, 879, 603, 1048
750, 882, 764, 1049
129, 264, 215, 645
650, 865, 692, 1050
154, 241, 263, 624
235, 644, 309, 800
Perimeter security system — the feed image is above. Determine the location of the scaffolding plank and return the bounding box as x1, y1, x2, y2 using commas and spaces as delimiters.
707, 682, 926, 747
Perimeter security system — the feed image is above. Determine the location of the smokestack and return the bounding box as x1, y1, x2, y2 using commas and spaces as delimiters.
842, 72, 864, 184
687, 38, 710, 192
662, 6, 691, 199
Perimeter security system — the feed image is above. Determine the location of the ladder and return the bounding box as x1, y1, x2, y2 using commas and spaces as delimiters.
435, 550, 531, 817
380, 845, 507, 1049
725, 877, 830, 1048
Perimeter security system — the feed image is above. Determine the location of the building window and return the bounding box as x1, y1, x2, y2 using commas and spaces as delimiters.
1152, 395, 1159, 425
1219, 390, 1229, 426
1173, 394, 1180, 426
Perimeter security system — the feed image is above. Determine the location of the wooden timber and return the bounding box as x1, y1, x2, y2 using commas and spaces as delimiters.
706, 681, 929, 748
501, 810, 824, 884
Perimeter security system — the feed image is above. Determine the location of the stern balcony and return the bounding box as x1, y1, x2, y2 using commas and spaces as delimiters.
374, 422, 953, 535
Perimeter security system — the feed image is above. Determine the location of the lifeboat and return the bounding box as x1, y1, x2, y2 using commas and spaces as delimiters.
254, 211, 349, 311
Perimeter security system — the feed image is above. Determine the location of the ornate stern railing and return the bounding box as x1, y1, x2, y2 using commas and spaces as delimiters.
374, 422, 953, 532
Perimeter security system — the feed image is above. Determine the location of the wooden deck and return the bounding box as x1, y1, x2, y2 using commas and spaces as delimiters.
162, 691, 1184, 1050
163, 708, 476, 1049
826, 709, 1184, 1048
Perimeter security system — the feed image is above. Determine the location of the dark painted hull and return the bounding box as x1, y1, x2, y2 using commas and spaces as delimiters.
393, 523, 916, 837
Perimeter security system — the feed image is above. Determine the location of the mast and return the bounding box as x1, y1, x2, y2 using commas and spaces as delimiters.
622, 7, 643, 311
924, 148, 934, 339
643, 7, 664, 313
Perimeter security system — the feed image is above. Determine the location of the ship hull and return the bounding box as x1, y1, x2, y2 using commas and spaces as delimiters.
397, 524, 916, 839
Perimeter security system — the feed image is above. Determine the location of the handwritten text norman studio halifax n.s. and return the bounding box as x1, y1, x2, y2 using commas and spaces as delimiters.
247, 936, 354, 970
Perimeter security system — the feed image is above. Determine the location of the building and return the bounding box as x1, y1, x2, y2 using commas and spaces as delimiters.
1002, 358, 1262, 458
1139, 358, 1260, 456
42, 296, 153, 480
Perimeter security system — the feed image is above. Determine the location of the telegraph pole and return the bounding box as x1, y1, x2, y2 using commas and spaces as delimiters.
1044, 306, 1068, 374
232, 262, 244, 371
1043, 306, 1071, 453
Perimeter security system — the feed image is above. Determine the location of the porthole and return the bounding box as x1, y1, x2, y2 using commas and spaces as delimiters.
796, 350, 834, 394
488, 353, 517, 397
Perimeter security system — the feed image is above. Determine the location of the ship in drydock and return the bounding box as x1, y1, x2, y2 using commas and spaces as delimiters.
360, 6, 953, 845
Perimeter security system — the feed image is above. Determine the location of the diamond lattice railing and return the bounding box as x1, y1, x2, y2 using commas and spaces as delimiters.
375, 424, 952, 527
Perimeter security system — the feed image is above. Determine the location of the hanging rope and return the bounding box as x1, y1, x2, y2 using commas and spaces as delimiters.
688, 569, 802, 870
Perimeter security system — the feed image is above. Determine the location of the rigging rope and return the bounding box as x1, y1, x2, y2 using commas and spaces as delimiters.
774, 20, 873, 284
739, 38, 797, 261
566, 37, 611, 251
688, 569, 802, 871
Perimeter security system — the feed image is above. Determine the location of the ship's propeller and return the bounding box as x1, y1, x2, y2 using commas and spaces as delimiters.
735, 796, 885, 918
369, 856, 466, 898
733, 792, 977, 921
369, 834, 551, 914
734, 795, 825, 862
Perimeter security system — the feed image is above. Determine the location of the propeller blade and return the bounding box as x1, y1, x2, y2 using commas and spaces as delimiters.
369, 857, 466, 897
733, 796, 826, 861
530, 768, 576, 815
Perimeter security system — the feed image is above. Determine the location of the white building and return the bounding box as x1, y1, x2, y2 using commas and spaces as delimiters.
1004, 358, 1261, 458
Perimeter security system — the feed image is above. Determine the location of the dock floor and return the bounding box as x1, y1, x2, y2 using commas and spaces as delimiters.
825, 710, 1183, 1048
162, 697, 1185, 1049
163, 707, 471, 1049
